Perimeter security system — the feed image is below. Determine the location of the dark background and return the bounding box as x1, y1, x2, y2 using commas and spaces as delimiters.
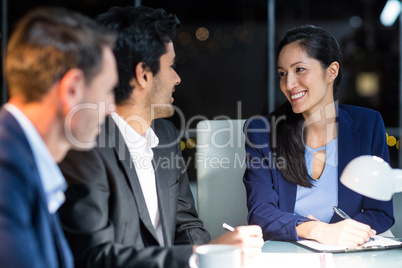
1, 0, 398, 122
2, 0, 397, 122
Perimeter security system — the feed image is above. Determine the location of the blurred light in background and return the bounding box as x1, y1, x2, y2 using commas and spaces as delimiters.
196, 27, 209, 41
349, 16, 362, 28
380, 0, 401, 26
388, 135, 397, 146
186, 138, 196, 149
356, 72, 379, 97
386, 133, 399, 149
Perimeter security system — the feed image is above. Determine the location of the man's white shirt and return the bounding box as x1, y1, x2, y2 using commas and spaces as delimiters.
112, 113, 164, 245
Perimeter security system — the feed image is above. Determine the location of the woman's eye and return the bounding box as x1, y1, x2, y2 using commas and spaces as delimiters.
278, 72, 286, 77
296, 67, 305, 72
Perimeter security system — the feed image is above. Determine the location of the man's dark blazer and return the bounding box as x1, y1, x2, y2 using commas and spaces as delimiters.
0, 109, 73, 268
59, 116, 210, 268
244, 104, 395, 241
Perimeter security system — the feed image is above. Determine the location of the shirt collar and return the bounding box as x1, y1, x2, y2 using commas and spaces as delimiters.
4, 103, 67, 213
111, 112, 159, 150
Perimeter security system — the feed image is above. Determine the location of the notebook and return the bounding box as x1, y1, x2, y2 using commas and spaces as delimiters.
295, 235, 402, 253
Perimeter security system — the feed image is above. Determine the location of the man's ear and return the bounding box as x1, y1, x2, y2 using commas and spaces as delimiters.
134, 62, 152, 89
327, 61, 339, 84
58, 68, 85, 113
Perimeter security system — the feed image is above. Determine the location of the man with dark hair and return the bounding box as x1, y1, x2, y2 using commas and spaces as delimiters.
59, 5, 263, 268
0, 7, 117, 268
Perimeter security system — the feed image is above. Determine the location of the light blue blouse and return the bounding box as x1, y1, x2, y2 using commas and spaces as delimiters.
294, 138, 338, 223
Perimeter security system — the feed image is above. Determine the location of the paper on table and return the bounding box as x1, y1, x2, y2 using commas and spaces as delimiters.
245, 252, 335, 268
297, 235, 402, 252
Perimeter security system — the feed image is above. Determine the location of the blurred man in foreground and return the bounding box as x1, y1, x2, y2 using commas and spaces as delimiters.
0, 7, 117, 267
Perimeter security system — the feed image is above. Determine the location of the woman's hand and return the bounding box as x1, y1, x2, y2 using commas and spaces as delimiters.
297, 216, 376, 247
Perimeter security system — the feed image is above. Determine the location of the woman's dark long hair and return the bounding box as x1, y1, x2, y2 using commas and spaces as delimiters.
272, 25, 343, 187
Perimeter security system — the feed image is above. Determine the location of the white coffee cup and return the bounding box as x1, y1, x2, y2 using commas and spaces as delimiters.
189, 244, 241, 268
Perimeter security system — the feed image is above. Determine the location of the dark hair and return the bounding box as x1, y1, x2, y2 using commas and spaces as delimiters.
5, 7, 116, 102
96, 6, 180, 105
272, 25, 343, 187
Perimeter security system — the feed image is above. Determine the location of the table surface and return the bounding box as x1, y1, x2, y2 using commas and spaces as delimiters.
262, 239, 402, 268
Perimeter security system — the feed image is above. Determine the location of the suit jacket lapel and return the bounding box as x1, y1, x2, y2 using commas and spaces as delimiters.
105, 117, 159, 244
49, 213, 74, 268
33, 171, 68, 268
152, 144, 173, 246
336, 107, 361, 217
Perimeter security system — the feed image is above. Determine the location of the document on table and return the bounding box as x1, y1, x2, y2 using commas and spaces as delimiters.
245, 252, 335, 268
296, 235, 402, 253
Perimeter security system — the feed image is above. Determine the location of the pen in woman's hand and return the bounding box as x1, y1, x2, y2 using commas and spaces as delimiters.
333, 206, 374, 242
333, 206, 351, 220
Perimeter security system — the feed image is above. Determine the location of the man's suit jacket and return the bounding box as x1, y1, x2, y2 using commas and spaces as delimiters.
0, 109, 73, 268
244, 104, 395, 241
59, 116, 210, 268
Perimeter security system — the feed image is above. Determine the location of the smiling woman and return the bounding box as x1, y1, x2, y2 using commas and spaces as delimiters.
277, 42, 339, 116
243, 25, 395, 248
271, 25, 343, 187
